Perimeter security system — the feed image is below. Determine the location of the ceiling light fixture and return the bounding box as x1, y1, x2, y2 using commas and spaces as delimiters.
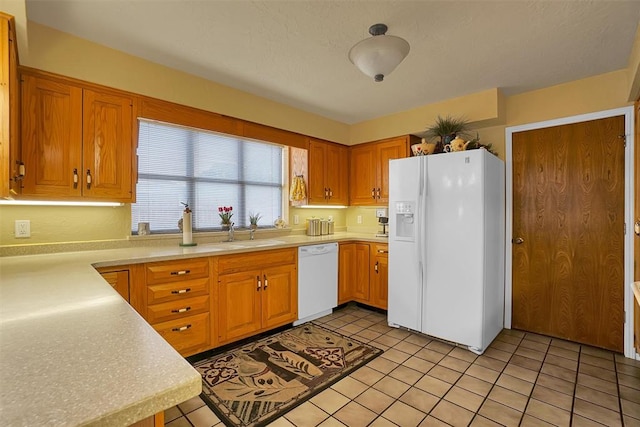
348, 23, 410, 82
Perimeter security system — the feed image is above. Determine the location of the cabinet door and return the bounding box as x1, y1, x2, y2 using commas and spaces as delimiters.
352, 243, 371, 301
326, 143, 348, 205
338, 243, 356, 304
1, 14, 18, 198
83, 89, 133, 201
100, 269, 130, 301
261, 264, 297, 329
21, 74, 83, 197
218, 270, 262, 343
376, 138, 408, 204
307, 139, 328, 204
349, 145, 376, 205
370, 245, 389, 310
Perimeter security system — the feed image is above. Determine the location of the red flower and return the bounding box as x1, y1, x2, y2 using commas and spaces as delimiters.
218, 207, 223, 212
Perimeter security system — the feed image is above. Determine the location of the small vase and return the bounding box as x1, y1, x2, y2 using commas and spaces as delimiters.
221, 223, 230, 231
250, 224, 258, 230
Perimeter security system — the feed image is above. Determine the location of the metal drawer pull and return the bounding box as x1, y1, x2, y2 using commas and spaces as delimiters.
371, 189, 376, 199
257, 275, 261, 290
86, 169, 92, 189
377, 249, 388, 254
170, 269, 191, 276
264, 274, 268, 290
171, 288, 191, 294
375, 261, 379, 273
171, 306, 191, 314
171, 325, 191, 332
73, 168, 78, 188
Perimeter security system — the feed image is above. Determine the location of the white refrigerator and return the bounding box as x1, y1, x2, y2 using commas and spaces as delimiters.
388, 149, 505, 354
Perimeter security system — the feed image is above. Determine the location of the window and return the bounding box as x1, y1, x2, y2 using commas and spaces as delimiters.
132, 119, 284, 234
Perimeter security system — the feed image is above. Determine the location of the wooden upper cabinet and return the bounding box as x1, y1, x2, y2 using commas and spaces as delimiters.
307, 138, 348, 205
349, 135, 414, 206
19, 70, 135, 202
21, 74, 83, 197
82, 89, 133, 200
1, 13, 19, 199
349, 144, 377, 205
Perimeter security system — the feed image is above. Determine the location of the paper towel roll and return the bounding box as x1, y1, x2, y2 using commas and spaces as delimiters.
182, 211, 193, 245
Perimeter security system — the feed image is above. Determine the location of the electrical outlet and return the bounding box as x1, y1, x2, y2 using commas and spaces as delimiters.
376, 208, 388, 218
357, 215, 362, 224
15, 220, 31, 238
293, 215, 299, 225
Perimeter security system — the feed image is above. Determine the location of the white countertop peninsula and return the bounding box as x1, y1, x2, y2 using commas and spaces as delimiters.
0, 232, 386, 426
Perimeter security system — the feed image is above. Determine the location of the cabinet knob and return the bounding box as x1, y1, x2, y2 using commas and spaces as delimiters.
512, 237, 524, 244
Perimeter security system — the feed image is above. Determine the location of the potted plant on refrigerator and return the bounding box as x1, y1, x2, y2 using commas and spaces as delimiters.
425, 115, 471, 153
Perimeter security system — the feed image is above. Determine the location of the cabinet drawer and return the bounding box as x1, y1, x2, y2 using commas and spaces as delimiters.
372, 243, 388, 256
145, 258, 209, 285
147, 277, 210, 305
217, 248, 296, 274
147, 295, 210, 324
153, 312, 210, 355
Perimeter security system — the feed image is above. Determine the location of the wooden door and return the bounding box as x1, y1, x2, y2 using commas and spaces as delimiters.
376, 138, 408, 204
21, 74, 83, 197
338, 243, 356, 304
353, 243, 371, 302
261, 264, 297, 329
512, 116, 625, 352
83, 89, 133, 201
307, 139, 328, 204
218, 270, 261, 343
349, 145, 376, 205
326, 143, 348, 205
370, 244, 389, 309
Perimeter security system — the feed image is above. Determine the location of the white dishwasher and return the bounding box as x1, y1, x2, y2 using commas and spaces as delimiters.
294, 242, 338, 326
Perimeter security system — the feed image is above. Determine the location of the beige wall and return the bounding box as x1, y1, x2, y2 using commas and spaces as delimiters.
0, 15, 636, 248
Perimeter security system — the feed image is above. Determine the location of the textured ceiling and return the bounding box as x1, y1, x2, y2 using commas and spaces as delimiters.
25, 0, 640, 124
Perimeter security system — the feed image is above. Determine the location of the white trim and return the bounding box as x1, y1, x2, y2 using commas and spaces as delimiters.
505, 106, 637, 359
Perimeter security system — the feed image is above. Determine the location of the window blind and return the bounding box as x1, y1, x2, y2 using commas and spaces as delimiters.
132, 119, 284, 234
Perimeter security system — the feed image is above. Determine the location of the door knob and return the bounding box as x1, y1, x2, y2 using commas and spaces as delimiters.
512, 237, 524, 244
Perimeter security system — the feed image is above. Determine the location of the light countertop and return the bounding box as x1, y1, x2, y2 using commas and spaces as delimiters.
0, 232, 386, 426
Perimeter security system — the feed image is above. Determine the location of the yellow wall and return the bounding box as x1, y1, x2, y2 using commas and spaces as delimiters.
0, 16, 636, 248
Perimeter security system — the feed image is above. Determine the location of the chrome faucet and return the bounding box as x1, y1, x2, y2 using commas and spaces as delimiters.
227, 222, 235, 242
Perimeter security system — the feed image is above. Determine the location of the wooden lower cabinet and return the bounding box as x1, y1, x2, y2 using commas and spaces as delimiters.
338, 242, 388, 310
98, 267, 130, 302
217, 249, 297, 344
370, 244, 389, 310
338, 243, 356, 304
130, 257, 215, 357
352, 243, 371, 302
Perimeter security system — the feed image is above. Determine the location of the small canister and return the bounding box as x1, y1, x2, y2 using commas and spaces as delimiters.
320, 219, 329, 235
327, 220, 334, 235
306, 218, 321, 236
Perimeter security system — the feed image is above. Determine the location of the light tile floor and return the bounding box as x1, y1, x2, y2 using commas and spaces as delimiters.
165, 304, 640, 427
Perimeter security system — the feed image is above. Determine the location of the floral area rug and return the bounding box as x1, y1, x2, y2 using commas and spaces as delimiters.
193, 323, 383, 427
